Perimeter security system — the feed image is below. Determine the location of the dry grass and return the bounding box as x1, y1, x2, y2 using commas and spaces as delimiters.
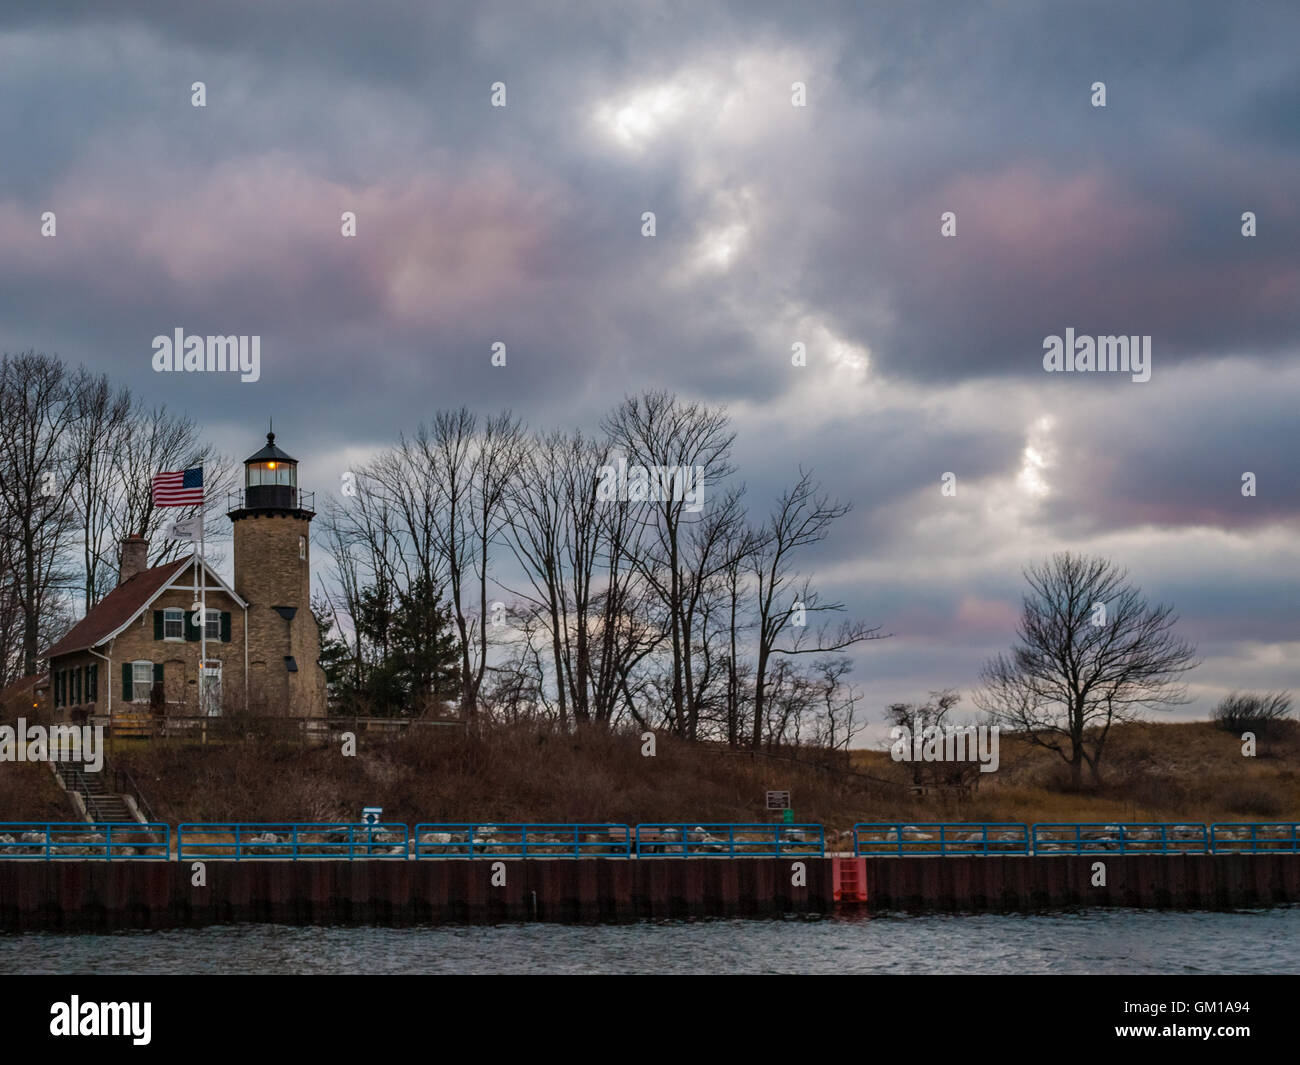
2, 719, 1296, 832
851, 720, 1300, 826
115, 724, 882, 829
0, 762, 76, 821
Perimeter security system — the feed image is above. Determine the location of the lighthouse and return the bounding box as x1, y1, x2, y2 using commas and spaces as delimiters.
227, 430, 327, 718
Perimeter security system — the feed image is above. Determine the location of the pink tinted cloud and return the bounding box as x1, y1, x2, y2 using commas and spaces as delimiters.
933, 165, 1171, 282
0, 155, 558, 328
952, 594, 1020, 638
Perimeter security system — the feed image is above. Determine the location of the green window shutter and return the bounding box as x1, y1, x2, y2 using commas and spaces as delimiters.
54, 671, 61, 708
122, 663, 133, 702
153, 663, 164, 693
88, 664, 97, 702
153, 610, 164, 639
221, 611, 232, 642
185, 610, 200, 642
73, 668, 80, 704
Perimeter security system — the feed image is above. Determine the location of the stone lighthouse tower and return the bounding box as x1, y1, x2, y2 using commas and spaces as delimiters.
227, 430, 327, 718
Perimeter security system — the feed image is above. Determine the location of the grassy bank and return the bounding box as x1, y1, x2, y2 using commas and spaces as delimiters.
0, 762, 76, 822
1, 719, 1296, 831
853, 720, 1300, 827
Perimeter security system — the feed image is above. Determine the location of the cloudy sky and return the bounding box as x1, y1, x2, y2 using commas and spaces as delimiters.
2, 1, 1297, 740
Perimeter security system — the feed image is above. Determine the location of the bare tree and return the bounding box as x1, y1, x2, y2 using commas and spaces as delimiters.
67, 374, 131, 606
749, 468, 886, 749
0, 353, 90, 676
506, 430, 593, 724
602, 391, 736, 735
884, 689, 963, 785
812, 658, 864, 752
719, 518, 757, 746
108, 402, 234, 568
423, 408, 525, 721
976, 552, 1199, 788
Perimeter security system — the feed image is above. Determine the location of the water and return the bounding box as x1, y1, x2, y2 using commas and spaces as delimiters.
5, 908, 1299, 974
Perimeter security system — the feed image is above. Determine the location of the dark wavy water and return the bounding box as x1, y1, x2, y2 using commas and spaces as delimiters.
4, 908, 1299, 974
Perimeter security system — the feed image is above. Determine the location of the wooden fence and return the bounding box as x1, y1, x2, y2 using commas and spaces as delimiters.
89, 712, 466, 748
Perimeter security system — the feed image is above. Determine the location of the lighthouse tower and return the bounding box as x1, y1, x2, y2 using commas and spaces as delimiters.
227, 430, 326, 718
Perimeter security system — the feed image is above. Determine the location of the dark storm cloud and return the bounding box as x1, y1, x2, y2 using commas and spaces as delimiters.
1, 0, 1296, 727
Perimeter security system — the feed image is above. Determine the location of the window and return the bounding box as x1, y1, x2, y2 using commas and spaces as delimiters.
163, 608, 184, 640
87, 664, 97, 703
299, 536, 306, 560
247, 461, 296, 487
132, 661, 154, 703
54, 670, 63, 708
204, 609, 221, 640
72, 668, 81, 705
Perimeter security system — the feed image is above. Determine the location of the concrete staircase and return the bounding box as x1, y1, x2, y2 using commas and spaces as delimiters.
52, 761, 137, 823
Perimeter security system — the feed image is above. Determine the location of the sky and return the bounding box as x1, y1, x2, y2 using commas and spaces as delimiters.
2, 0, 1296, 742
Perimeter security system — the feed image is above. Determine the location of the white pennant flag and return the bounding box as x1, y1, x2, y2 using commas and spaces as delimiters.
163, 516, 203, 542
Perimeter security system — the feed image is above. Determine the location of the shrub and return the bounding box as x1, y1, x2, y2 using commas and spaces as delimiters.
1222, 784, 1284, 818
1213, 691, 1292, 736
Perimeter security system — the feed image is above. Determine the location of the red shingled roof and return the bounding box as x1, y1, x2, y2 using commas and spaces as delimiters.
46, 558, 193, 659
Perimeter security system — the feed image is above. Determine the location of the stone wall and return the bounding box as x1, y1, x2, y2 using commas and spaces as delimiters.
231, 510, 326, 718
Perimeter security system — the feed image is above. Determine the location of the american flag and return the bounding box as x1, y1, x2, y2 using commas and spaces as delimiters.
152, 466, 204, 507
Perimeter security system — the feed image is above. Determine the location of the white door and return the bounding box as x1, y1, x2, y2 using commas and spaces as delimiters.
201, 660, 223, 717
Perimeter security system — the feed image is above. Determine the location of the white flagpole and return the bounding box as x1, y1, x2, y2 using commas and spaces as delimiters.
193, 527, 200, 715
199, 508, 207, 716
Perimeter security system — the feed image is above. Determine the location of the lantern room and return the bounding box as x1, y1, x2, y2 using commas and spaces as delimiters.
241, 431, 299, 510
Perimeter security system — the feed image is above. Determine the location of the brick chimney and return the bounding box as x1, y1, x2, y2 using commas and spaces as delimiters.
119, 536, 149, 585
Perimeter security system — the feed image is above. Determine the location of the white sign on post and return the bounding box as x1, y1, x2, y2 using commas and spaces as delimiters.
765, 791, 791, 810
362, 807, 382, 826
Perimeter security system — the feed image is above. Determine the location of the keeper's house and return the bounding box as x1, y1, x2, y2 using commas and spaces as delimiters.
44, 432, 327, 723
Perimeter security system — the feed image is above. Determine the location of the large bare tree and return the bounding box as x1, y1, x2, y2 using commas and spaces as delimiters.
976, 552, 1199, 787
602, 391, 736, 736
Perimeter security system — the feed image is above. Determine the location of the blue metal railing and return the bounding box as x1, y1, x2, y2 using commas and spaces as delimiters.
413, 824, 631, 858
854, 823, 1030, 856
8, 820, 1300, 860
635, 824, 824, 857
0, 822, 170, 860
1211, 823, 1300, 854
177, 823, 408, 860
1031, 823, 1208, 855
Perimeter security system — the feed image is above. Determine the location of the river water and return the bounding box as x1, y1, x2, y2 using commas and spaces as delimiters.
5, 908, 1298, 974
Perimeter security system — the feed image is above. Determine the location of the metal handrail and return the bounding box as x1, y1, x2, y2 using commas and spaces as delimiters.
7, 820, 1300, 860
635, 823, 824, 857
176, 822, 408, 860
226, 489, 315, 512
854, 823, 1030, 856
1031, 822, 1208, 855
1210, 823, 1300, 853
414, 823, 631, 858
0, 822, 170, 859
113, 767, 158, 824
